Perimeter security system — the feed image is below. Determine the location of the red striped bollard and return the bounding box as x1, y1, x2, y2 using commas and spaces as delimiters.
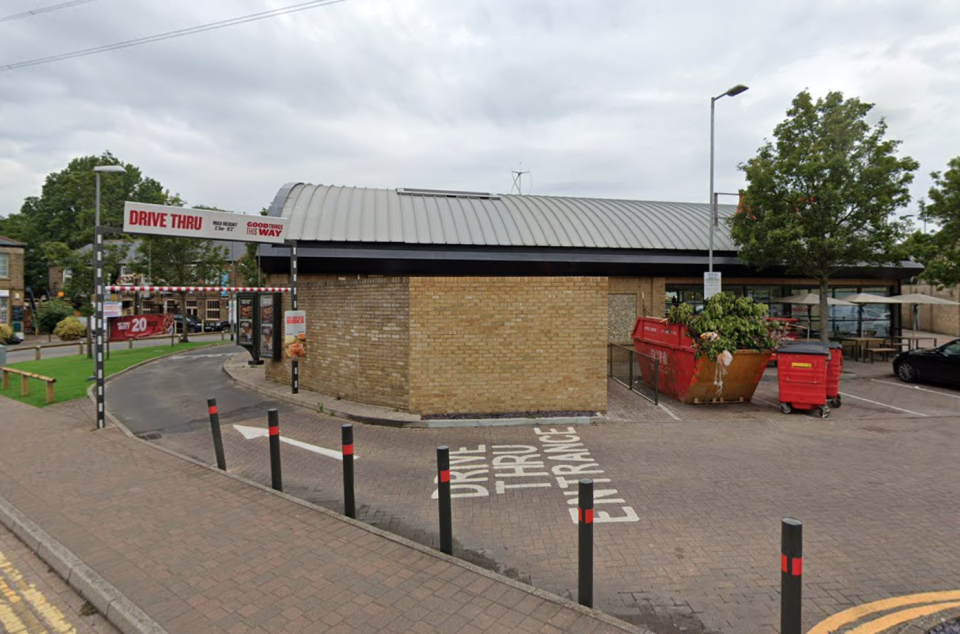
781, 518, 802, 634
342, 424, 356, 519
437, 446, 452, 555
207, 398, 226, 471
268, 408, 282, 492
578, 478, 594, 608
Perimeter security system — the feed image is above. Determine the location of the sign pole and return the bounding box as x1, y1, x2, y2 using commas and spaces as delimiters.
290, 242, 299, 395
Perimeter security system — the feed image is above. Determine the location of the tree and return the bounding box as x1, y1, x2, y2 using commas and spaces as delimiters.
36, 299, 73, 335
729, 90, 918, 342
907, 157, 960, 288
133, 235, 226, 341
233, 207, 269, 287
0, 152, 171, 293
42, 240, 131, 314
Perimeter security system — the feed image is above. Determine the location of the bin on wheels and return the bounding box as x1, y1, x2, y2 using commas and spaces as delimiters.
777, 343, 831, 419
824, 342, 842, 408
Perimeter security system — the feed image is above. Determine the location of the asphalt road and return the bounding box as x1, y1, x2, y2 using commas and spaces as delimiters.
4, 333, 230, 363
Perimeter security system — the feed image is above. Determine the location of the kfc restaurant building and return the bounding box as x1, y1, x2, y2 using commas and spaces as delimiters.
253, 183, 916, 417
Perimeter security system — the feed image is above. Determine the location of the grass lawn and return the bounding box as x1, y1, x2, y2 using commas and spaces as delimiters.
0, 342, 217, 407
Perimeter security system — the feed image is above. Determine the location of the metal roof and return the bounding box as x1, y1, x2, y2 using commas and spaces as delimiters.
269, 184, 739, 251
0, 234, 26, 248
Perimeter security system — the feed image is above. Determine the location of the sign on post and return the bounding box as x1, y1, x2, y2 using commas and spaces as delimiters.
283, 310, 306, 359
704, 272, 722, 300
103, 301, 123, 319
123, 202, 289, 244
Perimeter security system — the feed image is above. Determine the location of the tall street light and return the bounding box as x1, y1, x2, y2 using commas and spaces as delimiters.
93, 164, 126, 430
708, 83, 749, 274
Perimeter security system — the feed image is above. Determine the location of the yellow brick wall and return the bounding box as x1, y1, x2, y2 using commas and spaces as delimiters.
0, 246, 25, 326
901, 284, 960, 337
408, 277, 608, 416
607, 277, 666, 342
265, 276, 410, 409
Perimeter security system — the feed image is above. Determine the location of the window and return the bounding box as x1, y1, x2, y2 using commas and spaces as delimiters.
0, 297, 7, 324
206, 300, 220, 321
0, 253, 8, 278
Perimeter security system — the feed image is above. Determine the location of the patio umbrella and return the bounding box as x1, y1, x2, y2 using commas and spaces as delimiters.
845, 293, 900, 338
887, 292, 960, 334
771, 294, 856, 339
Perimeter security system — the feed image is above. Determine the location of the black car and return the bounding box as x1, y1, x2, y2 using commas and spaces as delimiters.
893, 338, 960, 388
172, 314, 203, 333
202, 320, 233, 332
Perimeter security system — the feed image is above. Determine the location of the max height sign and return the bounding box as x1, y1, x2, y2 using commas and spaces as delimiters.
123, 202, 289, 244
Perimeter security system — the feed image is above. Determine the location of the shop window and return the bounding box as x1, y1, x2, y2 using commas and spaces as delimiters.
206, 300, 220, 321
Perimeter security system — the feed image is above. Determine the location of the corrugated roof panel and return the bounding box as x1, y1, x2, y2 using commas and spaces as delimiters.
275, 183, 742, 251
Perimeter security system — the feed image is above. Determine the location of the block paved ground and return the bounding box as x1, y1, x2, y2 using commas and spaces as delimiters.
0, 396, 641, 634
107, 346, 960, 633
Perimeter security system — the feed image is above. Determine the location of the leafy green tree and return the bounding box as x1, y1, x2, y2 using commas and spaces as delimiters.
907, 157, 960, 288
133, 235, 226, 342
233, 207, 269, 287
36, 299, 74, 335
0, 152, 171, 293
42, 240, 131, 315
729, 90, 918, 342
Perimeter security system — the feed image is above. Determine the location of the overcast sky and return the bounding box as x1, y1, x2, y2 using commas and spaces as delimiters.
1, 0, 957, 219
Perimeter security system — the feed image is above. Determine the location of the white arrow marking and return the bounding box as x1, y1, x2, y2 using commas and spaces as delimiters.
232, 424, 352, 461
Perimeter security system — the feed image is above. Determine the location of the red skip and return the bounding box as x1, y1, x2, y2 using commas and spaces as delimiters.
781, 555, 802, 577
578, 508, 594, 524
208, 405, 218, 416
342, 443, 354, 456
269, 426, 279, 436
439, 469, 450, 483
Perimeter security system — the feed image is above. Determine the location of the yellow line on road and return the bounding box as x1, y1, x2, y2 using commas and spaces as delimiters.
808, 590, 960, 634
0, 547, 76, 634
846, 600, 960, 634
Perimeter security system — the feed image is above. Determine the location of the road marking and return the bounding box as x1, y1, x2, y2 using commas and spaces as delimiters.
658, 402, 681, 421
846, 600, 960, 634
0, 546, 78, 633
838, 391, 928, 417
808, 590, 960, 634
233, 424, 349, 461
752, 396, 780, 408
871, 379, 960, 401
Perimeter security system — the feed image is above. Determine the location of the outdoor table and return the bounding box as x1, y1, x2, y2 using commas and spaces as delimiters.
899, 336, 939, 351
840, 336, 886, 362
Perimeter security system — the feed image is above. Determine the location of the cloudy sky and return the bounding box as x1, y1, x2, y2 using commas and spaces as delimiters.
0, 0, 958, 219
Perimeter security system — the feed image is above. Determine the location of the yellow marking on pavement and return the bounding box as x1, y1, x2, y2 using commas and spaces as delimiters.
846, 600, 960, 634
0, 547, 77, 634
808, 590, 960, 634
0, 598, 30, 633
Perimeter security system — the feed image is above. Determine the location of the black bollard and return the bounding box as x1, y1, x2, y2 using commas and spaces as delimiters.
781, 518, 803, 634
207, 398, 226, 471
268, 408, 282, 492
437, 446, 452, 555
578, 478, 594, 608
342, 424, 356, 519
292, 360, 299, 395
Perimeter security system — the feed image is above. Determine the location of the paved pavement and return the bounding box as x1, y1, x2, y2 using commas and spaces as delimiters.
0, 395, 642, 634
0, 521, 118, 633
105, 346, 960, 633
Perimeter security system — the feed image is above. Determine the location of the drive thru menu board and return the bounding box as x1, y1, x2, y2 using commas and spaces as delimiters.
236, 292, 282, 362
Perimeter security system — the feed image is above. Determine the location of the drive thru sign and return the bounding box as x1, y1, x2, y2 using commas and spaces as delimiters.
123, 202, 289, 244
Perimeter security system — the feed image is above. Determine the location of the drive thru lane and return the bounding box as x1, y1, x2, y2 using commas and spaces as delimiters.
106, 346, 960, 634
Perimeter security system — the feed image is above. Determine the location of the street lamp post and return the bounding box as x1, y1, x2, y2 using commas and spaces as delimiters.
93, 164, 126, 430
709, 83, 749, 273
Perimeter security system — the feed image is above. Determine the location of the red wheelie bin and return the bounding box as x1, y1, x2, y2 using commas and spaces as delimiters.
825, 342, 842, 408
777, 343, 831, 419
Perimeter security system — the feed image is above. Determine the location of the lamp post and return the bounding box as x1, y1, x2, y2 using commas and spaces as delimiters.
709, 83, 749, 273
93, 164, 126, 430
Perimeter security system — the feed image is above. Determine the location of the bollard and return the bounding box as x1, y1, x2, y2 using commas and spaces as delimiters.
128, 337, 134, 349
342, 424, 356, 519
268, 408, 282, 492
437, 446, 452, 555
292, 360, 299, 395
207, 398, 227, 471
578, 478, 594, 608
34, 346, 41, 361
781, 518, 803, 634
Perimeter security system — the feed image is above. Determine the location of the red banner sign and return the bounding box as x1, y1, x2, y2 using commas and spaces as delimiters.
109, 314, 173, 341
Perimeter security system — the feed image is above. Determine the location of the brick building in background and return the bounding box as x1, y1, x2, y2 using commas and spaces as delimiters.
0, 235, 26, 334
258, 183, 919, 417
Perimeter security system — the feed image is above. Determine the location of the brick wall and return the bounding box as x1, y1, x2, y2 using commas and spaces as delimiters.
0, 246, 25, 326
607, 277, 666, 342
901, 284, 960, 337
408, 277, 608, 416
265, 276, 410, 409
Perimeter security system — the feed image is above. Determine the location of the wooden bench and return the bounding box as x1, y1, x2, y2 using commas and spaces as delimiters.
1, 367, 57, 403
865, 347, 899, 363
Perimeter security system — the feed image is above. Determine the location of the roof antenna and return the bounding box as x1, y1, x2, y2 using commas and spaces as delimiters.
511, 162, 531, 195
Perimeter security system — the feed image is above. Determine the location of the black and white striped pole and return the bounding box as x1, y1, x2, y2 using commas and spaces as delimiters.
92, 165, 125, 430
290, 241, 298, 395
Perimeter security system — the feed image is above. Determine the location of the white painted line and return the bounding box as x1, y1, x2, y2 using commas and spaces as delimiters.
871, 379, 960, 401
658, 402, 681, 421
233, 424, 348, 461
838, 391, 928, 417
752, 396, 780, 408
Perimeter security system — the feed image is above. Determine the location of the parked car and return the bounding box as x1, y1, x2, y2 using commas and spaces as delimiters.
202, 320, 233, 332
893, 338, 960, 388
172, 314, 202, 333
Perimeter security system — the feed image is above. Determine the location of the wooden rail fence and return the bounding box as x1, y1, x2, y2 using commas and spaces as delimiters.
1, 367, 56, 403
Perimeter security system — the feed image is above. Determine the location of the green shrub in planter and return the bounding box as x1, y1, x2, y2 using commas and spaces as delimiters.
54, 316, 87, 341
669, 293, 781, 360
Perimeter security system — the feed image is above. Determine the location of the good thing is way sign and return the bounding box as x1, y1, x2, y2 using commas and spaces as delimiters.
123, 202, 288, 244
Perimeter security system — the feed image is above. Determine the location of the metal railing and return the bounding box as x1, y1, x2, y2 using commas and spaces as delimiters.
608, 343, 659, 405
